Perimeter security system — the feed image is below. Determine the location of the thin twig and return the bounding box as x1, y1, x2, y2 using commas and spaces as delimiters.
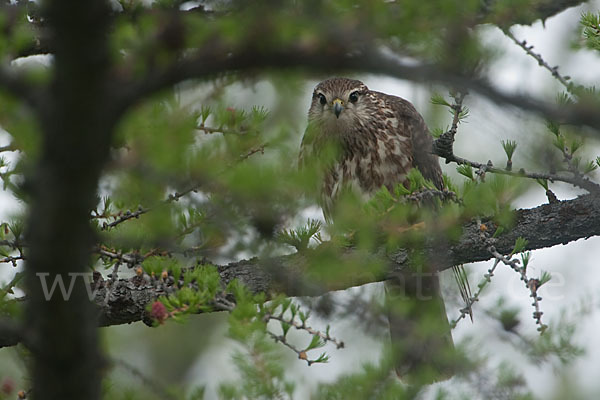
506, 31, 573, 92
451, 258, 500, 329
265, 313, 344, 350
101, 206, 150, 230
488, 245, 547, 333
446, 152, 600, 194
0, 143, 16, 153
99, 141, 267, 231
449, 91, 468, 137
100, 184, 197, 230
96, 246, 144, 267
239, 144, 267, 161
197, 124, 248, 135
433, 92, 600, 193
437, 91, 552, 333
0, 255, 25, 266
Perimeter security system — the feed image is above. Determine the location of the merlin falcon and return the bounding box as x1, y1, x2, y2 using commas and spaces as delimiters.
300, 77, 458, 382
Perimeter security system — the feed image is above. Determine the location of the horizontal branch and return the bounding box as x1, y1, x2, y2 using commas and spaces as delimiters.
0, 319, 21, 348
5, 0, 585, 61
3, 1, 595, 130
522, 0, 588, 24
481, 0, 588, 26
0, 65, 40, 109
434, 140, 600, 194
40, 194, 600, 332
115, 36, 600, 133
2, 193, 598, 348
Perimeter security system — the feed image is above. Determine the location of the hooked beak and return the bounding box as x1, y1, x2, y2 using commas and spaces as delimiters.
332, 98, 344, 118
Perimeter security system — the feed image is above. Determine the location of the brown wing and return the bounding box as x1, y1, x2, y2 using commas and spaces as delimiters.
373, 92, 458, 382
373, 91, 444, 190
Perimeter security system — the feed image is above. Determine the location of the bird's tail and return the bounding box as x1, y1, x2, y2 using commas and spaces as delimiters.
385, 270, 457, 384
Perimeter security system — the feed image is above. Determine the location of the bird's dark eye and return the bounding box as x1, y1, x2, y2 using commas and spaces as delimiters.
349, 91, 359, 103
317, 93, 327, 105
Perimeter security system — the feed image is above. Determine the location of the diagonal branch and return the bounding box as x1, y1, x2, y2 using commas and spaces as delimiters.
505, 30, 574, 91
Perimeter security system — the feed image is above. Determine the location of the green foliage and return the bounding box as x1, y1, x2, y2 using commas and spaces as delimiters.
314, 356, 409, 400
583, 159, 598, 174
525, 312, 584, 365
277, 219, 322, 250
219, 339, 295, 400
460, 174, 522, 228
430, 92, 451, 107
151, 264, 221, 324
555, 92, 574, 107
520, 251, 531, 269
0, 0, 599, 398
456, 105, 470, 121
430, 126, 446, 138
457, 164, 475, 180
493, 362, 534, 400
0, 6, 37, 60
406, 168, 436, 191
363, 169, 438, 215
442, 173, 458, 193
511, 236, 528, 255
552, 133, 566, 152
501, 139, 517, 161
538, 270, 552, 286
218, 285, 341, 399
498, 307, 521, 332
142, 256, 181, 277
431, 92, 469, 124
544, 114, 600, 178
536, 178, 549, 190
580, 12, 600, 52
546, 120, 561, 136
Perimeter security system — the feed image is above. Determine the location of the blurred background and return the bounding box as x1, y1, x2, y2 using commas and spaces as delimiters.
1, 1, 600, 399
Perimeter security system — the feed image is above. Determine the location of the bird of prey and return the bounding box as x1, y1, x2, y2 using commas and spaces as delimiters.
300, 77, 460, 382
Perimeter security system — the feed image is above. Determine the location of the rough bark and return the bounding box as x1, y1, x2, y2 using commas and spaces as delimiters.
98, 193, 600, 325
1, 192, 593, 345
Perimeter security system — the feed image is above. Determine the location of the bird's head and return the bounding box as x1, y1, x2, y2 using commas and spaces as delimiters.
307, 78, 371, 133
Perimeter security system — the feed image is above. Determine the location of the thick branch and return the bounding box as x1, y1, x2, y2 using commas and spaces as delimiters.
115, 38, 600, 133
481, 0, 588, 26
227, 193, 600, 292
19, 193, 600, 336
4, 0, 586, 61
522, 0, 588, 25
2, 193, 597, 347
0, 66, 40, 109
0, 319, 21, 348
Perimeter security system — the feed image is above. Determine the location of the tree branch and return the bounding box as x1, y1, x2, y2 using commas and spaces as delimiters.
523, 0, 588, 25
114, 37, 600, 133
0, 319, 22, 348
481, 0, 588, 26
0, 65, 41, 109
2, 192, 595, 346
95, 193, 600, 325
